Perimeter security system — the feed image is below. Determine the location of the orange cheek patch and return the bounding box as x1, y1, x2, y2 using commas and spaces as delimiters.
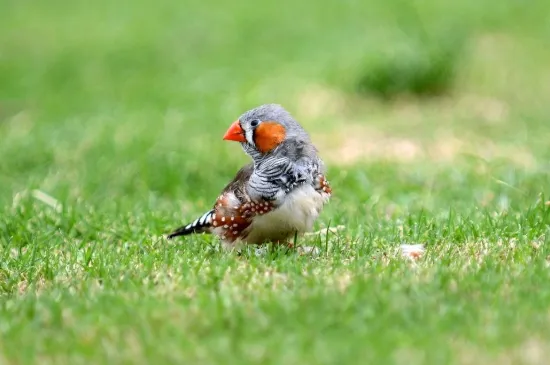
254, 122, 286, 153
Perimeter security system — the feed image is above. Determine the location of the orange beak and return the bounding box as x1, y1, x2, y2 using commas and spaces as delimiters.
222, 120, 246, 142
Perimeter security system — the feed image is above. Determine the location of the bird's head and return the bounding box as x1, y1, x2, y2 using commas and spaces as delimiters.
222, 104, 310, 158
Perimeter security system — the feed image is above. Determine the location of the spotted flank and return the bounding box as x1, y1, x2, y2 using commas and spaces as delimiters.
167, 190, 277, 242
317, 174, 332, 195
166, 210, 214, 239
210, 193, 275, 242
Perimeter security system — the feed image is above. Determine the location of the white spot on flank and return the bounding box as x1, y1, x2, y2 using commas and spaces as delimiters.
221, 217, 225, 222
213, 221, 218, 226
233, 231, 238, 235
223, 224, 229, 229
233, 224, 238, 228
231, 216, 235, 221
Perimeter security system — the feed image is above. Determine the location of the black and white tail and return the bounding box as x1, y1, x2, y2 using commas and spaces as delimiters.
167, 210, 214, 239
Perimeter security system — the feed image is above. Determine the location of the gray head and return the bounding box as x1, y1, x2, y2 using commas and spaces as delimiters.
222, 104, 312, 158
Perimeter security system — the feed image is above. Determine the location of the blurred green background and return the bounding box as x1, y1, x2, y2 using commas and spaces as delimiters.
1, 0, 550, 364
1, 0, 548, 207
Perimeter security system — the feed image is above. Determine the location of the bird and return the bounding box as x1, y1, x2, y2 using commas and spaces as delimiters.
166, 104, 332, 249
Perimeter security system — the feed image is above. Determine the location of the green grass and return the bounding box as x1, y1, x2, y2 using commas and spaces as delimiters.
1, 0, 550, 364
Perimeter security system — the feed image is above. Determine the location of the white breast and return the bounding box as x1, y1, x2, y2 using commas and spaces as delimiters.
242, 184, 330, 245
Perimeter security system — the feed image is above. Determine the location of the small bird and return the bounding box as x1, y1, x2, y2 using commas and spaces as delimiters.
167, 104, 332, 249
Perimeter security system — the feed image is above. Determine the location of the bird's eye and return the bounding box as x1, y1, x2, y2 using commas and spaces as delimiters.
250, 119, 260, 127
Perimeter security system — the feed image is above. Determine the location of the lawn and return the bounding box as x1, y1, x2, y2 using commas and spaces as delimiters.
1, 0, 550, 364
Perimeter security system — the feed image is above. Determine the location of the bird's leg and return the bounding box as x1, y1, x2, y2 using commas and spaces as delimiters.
273, 231, 299, 250
273, 240, 320, 256
273, 240, 295, 249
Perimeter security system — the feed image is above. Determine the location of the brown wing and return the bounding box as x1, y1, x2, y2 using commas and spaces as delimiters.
220, 163, 254, 201
210, 163, 275, 242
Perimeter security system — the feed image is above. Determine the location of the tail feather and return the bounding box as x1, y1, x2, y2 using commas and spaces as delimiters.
167, 210, 214, 239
